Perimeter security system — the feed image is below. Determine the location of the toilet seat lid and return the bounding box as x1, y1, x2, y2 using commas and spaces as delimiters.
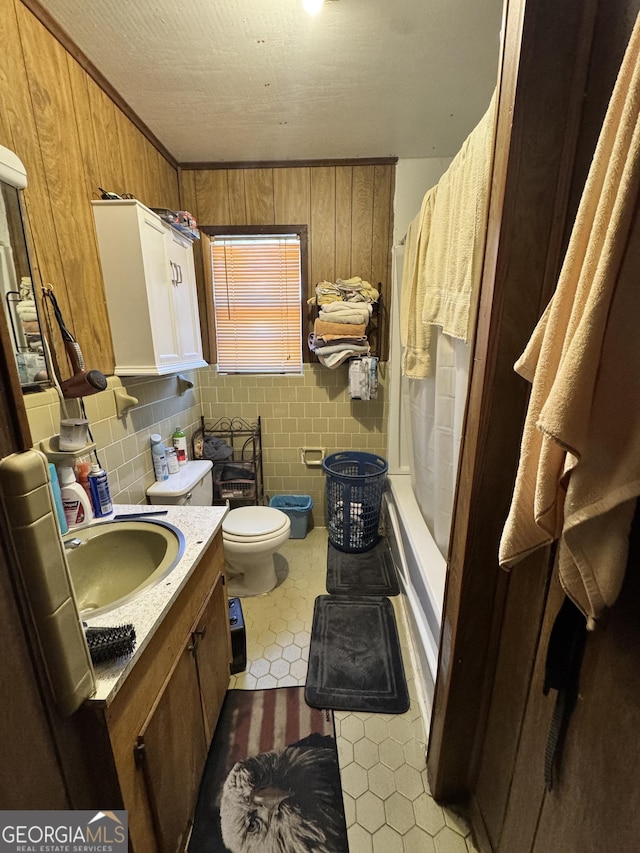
223, 506, 289, 537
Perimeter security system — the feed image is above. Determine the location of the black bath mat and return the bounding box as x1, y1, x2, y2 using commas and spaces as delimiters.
189, 687, 348, 852
305, 595, 410, 714
326, 538, 399, 596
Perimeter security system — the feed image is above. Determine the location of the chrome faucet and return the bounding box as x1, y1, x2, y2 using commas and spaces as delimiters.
64, 538, 83, 550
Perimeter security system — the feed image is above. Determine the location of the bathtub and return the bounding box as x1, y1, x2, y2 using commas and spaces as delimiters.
382, 474, 446, 711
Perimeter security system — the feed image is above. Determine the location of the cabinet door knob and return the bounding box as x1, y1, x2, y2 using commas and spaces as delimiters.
194, 626, 207, 640
187, 641, 197, 654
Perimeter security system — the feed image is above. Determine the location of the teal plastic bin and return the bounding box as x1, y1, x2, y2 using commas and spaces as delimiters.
269, 495, 314, 539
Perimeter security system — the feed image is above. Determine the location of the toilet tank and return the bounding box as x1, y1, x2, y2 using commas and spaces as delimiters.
146, 459, 213, 506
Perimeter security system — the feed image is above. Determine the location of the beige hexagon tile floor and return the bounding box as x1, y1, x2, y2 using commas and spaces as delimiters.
228, 527, 478, 853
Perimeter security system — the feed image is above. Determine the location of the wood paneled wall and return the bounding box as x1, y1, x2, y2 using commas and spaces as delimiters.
0, 0, 180, 377
181, 164, 394, 360
0, 0, 393, 376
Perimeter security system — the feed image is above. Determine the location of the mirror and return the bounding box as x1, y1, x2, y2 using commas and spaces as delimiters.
0, 145, 49, 391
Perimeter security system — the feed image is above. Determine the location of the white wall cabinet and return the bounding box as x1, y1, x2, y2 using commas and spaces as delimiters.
91, 199, 207, 376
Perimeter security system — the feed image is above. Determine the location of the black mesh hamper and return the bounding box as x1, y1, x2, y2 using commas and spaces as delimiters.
323, 451, 388, 553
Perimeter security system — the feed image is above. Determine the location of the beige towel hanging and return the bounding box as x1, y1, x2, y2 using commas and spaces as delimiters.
400, 186, 437, 378
420, 90, 496, 342
499, 15, 640, 625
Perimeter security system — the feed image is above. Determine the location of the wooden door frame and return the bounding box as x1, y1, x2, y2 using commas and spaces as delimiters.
427, 0, 600, 803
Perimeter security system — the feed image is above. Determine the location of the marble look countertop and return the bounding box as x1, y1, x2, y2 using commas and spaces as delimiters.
83, 503, 228, 706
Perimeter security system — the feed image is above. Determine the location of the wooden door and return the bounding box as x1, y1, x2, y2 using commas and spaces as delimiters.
429, 2, 640, 852
427, 0, 602, 804
194, 573, 231, 742
137, 632, 207, 853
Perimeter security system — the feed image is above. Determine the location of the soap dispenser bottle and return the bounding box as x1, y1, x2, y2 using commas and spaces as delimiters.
58, 465, 93, 529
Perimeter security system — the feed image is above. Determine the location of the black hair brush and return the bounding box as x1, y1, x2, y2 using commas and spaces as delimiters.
84, 623, 136, 665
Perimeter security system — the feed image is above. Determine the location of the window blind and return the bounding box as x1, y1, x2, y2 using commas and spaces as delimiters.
211, 234, 303, 374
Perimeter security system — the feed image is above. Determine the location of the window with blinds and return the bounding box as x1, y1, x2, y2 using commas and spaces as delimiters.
211, 232, 303, 374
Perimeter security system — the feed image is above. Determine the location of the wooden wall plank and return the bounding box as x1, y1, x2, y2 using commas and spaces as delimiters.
114, 108, 148, 203
228, 170, 246, 223
244, 168, 275, 224
350, 164, 374, 282
274, 168, 312, 295
194, 170, 230, 224
274, 167, 311, 225
66, 58, 102, 212
64, 55, 114, 370
335, 165, 353, 278
371, 165, 392, 289
142, 137, 163, 208
309, 166, 336, 290
158, 150, 180, 211
0, 80, 11, 146
181, 170, 198, 220
17, 2, 108, 373
86, 79, 125, 197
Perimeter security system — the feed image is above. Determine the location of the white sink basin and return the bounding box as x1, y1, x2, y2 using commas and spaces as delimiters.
64, 519, 185, 617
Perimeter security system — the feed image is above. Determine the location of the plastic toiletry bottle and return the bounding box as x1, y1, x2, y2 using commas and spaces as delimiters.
88, 462, 113, 517
150, 433, 169, 481
58, 466, 93, 529
75, 460, 93, 502
172, 427, 188, 466
166, 446, 180, 475
48, 463, 68, 535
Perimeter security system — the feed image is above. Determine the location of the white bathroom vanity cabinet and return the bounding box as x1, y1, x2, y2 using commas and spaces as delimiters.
92, 199, 207, 376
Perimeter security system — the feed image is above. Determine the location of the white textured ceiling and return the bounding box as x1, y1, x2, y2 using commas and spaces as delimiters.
40, 0, 503, 163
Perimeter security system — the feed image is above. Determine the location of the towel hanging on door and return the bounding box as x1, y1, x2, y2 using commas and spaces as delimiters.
499, 12, 640, 626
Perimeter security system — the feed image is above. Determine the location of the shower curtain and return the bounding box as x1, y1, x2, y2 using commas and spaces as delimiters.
398, 94, 496, 559
404, 331, 471, 557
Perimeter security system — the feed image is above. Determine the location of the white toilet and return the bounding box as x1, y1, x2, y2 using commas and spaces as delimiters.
222, 506, 290, 597
146, 460, 290, 597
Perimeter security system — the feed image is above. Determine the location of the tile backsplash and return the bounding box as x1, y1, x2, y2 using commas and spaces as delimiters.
24, 364, 388, 526
24, 372, 202, 505
200, 364, 388, 527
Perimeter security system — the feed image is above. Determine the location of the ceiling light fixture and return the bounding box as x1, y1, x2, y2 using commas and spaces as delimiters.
302, 0, 324, 15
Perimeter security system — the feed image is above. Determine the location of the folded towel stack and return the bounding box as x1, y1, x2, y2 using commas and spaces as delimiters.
308, 278, 378, 368
307, 278, 379, 306
319, 302, 373, 325
314, 318, 367, 338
